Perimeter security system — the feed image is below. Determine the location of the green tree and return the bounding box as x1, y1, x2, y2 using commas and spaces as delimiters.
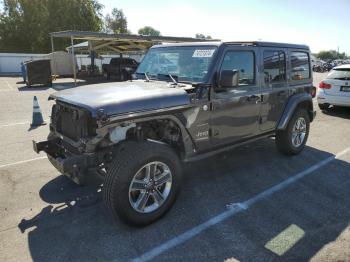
0, 0, 103, 53
195, 33, 212, 40
138, 26, 161, 36
317, 50, 347, 60
104, 8, 128, 34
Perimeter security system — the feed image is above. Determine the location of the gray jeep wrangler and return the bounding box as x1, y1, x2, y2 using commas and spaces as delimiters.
33, 41, 316, 226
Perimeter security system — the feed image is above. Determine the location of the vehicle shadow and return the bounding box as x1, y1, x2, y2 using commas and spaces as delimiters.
17, 82, 81, 92
321, 106, 350, 119
18, 139, 350, 261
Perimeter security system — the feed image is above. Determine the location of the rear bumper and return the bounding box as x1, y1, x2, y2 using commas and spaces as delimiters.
33, 140, 99, 184
317, 93, 350, 107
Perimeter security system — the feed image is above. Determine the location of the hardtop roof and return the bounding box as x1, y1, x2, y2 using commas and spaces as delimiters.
153, 41, 309, 50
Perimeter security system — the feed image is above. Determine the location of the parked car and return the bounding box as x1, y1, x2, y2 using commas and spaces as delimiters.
317, 64, 350, 110
33, 41, 316, 226
313, 64, 326, 73
102, 57, 138, 81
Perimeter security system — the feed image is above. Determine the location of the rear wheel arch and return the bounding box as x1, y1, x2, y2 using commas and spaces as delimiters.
277, 94, 314, 130
276, 108, 310, 155
298, 99, 314, 120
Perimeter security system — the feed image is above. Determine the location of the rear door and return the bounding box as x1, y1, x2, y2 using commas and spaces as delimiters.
259, 48, 288, 131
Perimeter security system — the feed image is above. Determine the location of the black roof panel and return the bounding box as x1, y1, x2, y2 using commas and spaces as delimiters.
153, 41, 309, 50
223, 41, 309, 49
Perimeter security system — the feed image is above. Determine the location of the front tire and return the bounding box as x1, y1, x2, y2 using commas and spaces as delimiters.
103, 141, 182, 226
276, 109, 310, 155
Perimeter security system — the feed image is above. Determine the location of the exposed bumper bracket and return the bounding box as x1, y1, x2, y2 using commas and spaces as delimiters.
32, 139, 102, 185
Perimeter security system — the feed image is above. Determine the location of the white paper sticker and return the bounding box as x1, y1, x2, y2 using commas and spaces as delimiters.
192, 49, 215, 58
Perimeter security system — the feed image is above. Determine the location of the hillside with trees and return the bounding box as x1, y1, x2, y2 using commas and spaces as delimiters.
316, 50, 348, 60
0, 0, 105, 53
0, 1, 216, 53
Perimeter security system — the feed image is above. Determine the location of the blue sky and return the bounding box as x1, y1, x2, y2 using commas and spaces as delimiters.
99, 0, 350, 54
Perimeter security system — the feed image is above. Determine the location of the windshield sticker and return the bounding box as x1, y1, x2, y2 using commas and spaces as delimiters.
192, 49, 215, 58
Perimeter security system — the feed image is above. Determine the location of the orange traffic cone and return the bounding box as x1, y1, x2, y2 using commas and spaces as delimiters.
31, 96, 46, 127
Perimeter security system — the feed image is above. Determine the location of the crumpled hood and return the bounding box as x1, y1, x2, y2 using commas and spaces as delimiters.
50, 80, 190, 117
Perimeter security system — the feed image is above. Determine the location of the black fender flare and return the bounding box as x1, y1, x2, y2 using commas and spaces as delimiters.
277, 93, 315, 130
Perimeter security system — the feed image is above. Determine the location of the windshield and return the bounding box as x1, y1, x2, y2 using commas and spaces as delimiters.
327, 68, 350, 80
136, 46, 218, 83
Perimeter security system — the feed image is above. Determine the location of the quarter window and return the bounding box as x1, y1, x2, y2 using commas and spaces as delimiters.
291, 52, 310, 80
263, 51, 286, 85
220, 51, 255, 86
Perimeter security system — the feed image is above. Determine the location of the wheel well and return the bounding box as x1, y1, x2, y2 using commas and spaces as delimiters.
297, 100, 314, 121
125, 119, 185, 156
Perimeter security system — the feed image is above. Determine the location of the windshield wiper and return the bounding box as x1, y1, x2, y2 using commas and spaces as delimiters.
168, 74, 177, 85
144, 72, 150, 82
156, 73, 178, 83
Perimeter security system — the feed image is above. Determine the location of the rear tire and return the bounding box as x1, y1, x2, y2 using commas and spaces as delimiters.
318, 103, 330, 111
103, 141, 182, 226
276, 109, 310, 155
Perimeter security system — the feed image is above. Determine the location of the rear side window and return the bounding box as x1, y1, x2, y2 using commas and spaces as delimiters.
263, 51, 286, 85
290, 52, 310, 80
327, 68, 350, 80
220, 51, 255, 86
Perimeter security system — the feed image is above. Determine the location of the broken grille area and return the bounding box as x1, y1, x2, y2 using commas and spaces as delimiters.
52, 102, 95, 141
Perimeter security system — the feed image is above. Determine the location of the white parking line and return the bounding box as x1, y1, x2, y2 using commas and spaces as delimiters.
0, 121, 30, 128
0, 119, 50, 128
0, 156, 47, 169
133, 146, 350, 262
1, 78, 13, 90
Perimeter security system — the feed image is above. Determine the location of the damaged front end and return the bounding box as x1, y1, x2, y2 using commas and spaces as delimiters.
32, 101, 114, 184
32, 99, 195, 185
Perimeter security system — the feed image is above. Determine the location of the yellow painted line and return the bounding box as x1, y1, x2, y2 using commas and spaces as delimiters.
265, 224, 305, 256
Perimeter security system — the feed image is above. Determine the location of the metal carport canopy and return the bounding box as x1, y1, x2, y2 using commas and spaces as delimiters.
50, 30, 217, 85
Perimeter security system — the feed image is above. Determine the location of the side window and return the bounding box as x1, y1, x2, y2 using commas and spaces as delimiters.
263, 51, 286, 86
220, 51, 255, 86
290, 52, 310, 80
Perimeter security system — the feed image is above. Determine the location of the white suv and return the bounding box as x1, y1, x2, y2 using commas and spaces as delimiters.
317, 64, 350, 110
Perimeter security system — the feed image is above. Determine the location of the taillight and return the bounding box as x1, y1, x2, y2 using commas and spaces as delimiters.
319, 81, 332, 89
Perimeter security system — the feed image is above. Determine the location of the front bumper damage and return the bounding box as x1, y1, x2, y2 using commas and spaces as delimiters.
33, 139, 104, 184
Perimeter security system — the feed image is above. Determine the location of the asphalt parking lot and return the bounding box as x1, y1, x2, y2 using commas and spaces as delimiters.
0, 73, 350, 262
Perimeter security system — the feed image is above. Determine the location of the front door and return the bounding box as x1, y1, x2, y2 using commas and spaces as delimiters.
210, 47, 261, 146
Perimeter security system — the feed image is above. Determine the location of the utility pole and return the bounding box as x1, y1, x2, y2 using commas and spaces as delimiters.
337, 46, 339, 58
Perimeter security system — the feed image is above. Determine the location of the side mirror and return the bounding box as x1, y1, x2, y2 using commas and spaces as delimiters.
218, 70, 239, 88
